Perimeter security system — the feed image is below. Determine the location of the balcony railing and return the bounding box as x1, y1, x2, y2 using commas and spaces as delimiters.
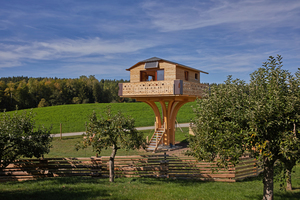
118, 80, 207, 97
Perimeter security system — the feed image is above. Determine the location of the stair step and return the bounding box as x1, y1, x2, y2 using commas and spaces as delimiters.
147, 129, 166, 151
151, 139, 161, 142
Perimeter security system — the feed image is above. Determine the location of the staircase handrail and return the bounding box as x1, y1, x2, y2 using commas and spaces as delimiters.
148, 122, 158, 145
154, 129, 165, 151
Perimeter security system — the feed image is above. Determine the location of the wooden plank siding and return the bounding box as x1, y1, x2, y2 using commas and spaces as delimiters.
0, 154, 262, 182
129, 62, 177, 83
129, 64, 145, 83
176, 66, 200, 83
129, 62, 201, 83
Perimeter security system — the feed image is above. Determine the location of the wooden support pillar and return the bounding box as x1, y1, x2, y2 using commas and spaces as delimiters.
141, 97, 195, 147
168, 101, 186, 146
145, 101, 162, 129
159, 101, 168, 145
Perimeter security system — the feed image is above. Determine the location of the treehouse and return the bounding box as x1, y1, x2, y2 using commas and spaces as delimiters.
118, 57, 208, 151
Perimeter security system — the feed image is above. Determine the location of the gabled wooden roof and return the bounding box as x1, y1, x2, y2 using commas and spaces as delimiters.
126, 57, 209, 74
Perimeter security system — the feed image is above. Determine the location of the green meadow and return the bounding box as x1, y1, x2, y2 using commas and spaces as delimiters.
47, 128, 189, 158
2, 103, 300, 199
6, 102, 197, 134
0, 166, 299, 200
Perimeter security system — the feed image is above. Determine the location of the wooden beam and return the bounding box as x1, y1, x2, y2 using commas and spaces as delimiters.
135, 96, 196, 102
144, 101, 162, 128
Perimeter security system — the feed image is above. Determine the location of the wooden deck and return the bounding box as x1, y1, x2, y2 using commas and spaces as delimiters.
119, 80, 208, 97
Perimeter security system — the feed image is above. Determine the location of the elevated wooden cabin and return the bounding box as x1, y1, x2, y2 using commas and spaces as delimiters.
118, 57, 208, 151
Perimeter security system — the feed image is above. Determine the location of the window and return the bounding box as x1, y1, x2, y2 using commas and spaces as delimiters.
156, 70, 164, 81
184, 71, 189, 81
140, 69, 164, 82
195, 73, 198, 80
144, 61, 158, 69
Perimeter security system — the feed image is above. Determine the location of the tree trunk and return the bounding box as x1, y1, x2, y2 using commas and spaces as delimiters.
286, 168, 292, 191
262, 158, 274, 200
109, 144, 117, 182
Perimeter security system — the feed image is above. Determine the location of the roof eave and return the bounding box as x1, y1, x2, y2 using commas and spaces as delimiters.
126, 57, 208, 74
175, 64, 209, 74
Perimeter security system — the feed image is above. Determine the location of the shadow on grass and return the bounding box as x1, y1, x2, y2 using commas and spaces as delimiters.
0, 177, 130, 200
134, 176, 207, 187
236, 171, 264, 183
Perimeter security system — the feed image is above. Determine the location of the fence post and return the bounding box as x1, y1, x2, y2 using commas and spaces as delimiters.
91, 156, 102, 178
160, 152, 169, 178
39, 157, 49, 177
60, 123, 62, 139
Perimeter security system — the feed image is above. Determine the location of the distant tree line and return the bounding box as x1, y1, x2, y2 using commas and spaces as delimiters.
0, 75, 134, 111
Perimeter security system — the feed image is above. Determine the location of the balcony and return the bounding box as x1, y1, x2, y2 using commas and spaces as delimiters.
118, 80, 208, 98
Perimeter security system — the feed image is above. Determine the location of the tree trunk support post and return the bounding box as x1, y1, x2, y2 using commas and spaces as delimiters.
137, 97, 195, 147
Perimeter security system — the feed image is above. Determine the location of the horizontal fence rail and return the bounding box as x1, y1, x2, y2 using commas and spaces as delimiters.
0, 154, 262, 182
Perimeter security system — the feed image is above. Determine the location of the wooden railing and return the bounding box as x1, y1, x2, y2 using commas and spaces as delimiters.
119, 80, 208, 97
121, 81, 174, 96
182, 81, 208, 97
1, 154, 262, 183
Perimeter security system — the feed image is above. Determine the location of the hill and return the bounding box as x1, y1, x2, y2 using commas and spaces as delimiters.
5, 102, 197, 134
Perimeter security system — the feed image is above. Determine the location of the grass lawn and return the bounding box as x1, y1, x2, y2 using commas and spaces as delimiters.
6, 102, 300, 199
47, 127, 190, 157
0, 165, 300, 200
6, 102, 197, 134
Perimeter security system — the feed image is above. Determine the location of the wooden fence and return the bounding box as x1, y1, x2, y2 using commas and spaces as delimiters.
0, 154, 262, 182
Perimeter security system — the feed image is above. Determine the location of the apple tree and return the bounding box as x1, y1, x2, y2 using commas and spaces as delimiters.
0, 110, 52, 169
76, 107, 145, 182
187, 55, 300, 200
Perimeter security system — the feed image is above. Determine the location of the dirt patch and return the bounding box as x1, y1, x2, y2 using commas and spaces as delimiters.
154, 141, 189, 156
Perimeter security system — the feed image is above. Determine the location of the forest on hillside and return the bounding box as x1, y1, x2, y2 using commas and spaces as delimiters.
0, 75, 134, 111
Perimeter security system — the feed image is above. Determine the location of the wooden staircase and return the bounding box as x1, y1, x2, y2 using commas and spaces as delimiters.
146, 128, 165, 152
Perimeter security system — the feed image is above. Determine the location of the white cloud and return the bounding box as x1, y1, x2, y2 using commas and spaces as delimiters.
0, 0, 299, 83
0, 61, 22, 68
171, 52, 269, 73
0, 37, 160, 68
142, 0, 300, 32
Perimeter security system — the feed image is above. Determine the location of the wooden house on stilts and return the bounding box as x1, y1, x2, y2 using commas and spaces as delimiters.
118, 57, 208, 152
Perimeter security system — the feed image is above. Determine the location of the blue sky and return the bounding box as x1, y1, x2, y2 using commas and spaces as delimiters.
0, 0, 299, 84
